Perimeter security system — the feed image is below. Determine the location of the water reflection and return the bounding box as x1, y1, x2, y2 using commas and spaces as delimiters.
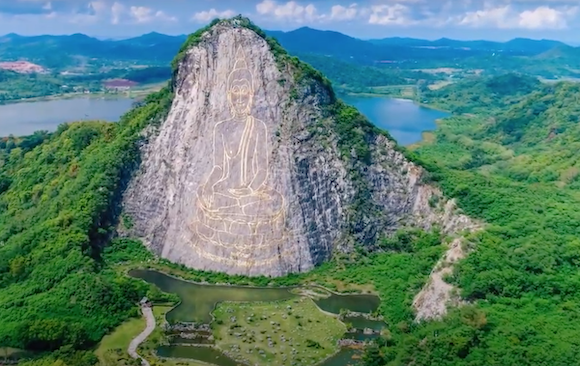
0, 97, 134, 137
130, 269, 377, 366
157, 345, 243, 366
314, 293, 380, 314
340, 95, 448, 146
129, 269, 295, 323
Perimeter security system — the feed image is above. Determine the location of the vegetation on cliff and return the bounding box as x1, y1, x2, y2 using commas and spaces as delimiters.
3, 17, 580, 366
0, 87, 172, 363
0, 17, 446, 366
359, 75, 580, 366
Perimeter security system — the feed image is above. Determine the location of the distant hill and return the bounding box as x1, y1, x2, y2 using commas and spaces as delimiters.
534, 44, 580, 60
117, 32, 187, 47
0, 27, 576, 72
369, 36, 568, 56
0, 32, 183, 68
423, 73, 542, 113
265, 27, 492, 64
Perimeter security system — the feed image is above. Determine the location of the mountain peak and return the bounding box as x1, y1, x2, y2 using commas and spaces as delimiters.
122, 16, 474, 278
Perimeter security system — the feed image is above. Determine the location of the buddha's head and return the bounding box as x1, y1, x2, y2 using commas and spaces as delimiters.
227, 47, 253, 117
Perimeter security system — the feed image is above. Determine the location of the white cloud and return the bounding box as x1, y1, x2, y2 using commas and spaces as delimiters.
368, 4, 415, 25
111, 1, 124, 24
68, 1, 107, 24
129, 5, 176, 23
88, 0, 107, 16
256, 0, 320, 22
192, 8, 236, 23
458, 4, 576, 29
518, 6, 575, 29
329, 3, 359, 21
129, 6, 152, 23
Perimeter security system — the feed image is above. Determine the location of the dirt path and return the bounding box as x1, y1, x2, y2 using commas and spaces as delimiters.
128, 306, 155, 366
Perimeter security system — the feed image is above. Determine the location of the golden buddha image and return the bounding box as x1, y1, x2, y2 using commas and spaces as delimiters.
189, 46, 287, 263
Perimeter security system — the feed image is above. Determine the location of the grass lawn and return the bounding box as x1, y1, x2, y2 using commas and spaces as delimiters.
95, 315, 145, 366
212, 298, 346, 366
303, 275, 376, 294
95, 303, 210, 366
137, 306, 209, 366
0, 347, 33, 360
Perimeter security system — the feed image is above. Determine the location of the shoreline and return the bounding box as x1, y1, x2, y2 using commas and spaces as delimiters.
339, 92, 451, 148
125, 265, 380, 325
340, 91, 451, 113
0, 83, 164, 105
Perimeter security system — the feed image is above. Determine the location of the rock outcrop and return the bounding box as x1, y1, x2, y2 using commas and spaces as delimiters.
121, 17, 475, 278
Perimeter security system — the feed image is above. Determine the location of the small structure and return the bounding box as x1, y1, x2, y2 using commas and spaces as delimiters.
140, 297, 152, 308
103, 78, 138, 91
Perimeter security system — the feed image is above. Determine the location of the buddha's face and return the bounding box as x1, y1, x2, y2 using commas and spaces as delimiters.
227, 79, 252, 116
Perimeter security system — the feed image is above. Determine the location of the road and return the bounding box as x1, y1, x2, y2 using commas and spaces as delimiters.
127, 306, 155, 366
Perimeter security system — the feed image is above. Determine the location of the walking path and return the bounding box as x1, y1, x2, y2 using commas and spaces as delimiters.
128, 306, 155, 366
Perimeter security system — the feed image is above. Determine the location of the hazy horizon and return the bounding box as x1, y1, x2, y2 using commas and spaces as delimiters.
2, 26, 578, 47
0, 1, 579, 43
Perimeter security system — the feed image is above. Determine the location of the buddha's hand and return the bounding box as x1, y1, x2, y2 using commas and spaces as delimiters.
228, 187, 253, 197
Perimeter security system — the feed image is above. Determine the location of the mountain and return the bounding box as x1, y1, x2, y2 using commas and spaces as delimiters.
370, 35, 568, 56
0, 28, 573, 71
0, 16, 476, 361
0, 32, 182, 68
121, 18, 475, 277
266, 27, 489, 64
422, 73, 542, 113
4, 16, 580, 366
503, 37, 567, 54
117, 31, 187, 47
534, 43, 580, 60
401, 75, 580, 366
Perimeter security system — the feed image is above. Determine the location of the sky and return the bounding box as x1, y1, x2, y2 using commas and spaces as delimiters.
0, 0, 579, 42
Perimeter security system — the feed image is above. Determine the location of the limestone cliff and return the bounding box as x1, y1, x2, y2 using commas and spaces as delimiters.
121, 17, 475, 281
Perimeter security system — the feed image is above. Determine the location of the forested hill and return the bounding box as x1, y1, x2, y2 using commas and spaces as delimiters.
3, 18, 580, 366
371, 73, 580, 366
1, 27, 576, 69
421, 74, 580, 187
0, 88, 173, 361
421, 73, 542, 113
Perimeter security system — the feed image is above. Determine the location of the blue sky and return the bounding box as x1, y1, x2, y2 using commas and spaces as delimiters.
0, 0, 579, 42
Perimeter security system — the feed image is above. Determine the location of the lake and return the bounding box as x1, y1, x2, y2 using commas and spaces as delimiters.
0, 96, 447, 145
341, 95, 449, 145
0, 97, 134, 137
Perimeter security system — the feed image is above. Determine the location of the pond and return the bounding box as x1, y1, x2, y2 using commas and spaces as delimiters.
157, 345, 242, 366
344, 316, 386, 331
129, 269, 295, 324
0, 97, 134, 137
314, 292, 380, 315
157, 345, 363, 366
130, 269, 378, 366
340, 95, 449, 146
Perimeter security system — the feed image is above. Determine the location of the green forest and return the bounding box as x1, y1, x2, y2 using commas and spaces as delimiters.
2, 17, 580, 366
0, 67, 170, 104
361, 74, 580, 366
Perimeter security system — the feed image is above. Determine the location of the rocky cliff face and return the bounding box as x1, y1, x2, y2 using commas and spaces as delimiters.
121, 18, 475, 278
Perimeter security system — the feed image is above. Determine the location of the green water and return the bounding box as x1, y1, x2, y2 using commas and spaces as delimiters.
157, 345, 242, 366
129, 269, 295, 323
157, 345, 362, 366
314, 293, 380, 314
344, 316, 386, 331
130, 269, 375, 366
